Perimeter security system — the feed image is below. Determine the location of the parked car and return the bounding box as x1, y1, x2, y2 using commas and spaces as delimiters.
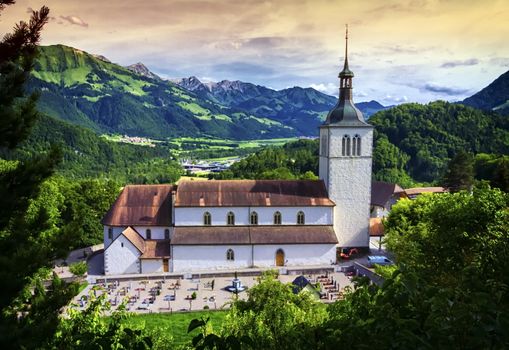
367, 255, 393, 267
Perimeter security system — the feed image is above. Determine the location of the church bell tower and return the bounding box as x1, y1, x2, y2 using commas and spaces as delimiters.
319, 26, 373, 248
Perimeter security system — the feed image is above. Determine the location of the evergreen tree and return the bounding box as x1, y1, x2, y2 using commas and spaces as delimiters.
442, 150, 474, 192
0, 2, 72, 348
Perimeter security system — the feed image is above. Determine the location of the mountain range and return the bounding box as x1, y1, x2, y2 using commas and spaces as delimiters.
462, 70, 509, 116
29, 45, 388, 140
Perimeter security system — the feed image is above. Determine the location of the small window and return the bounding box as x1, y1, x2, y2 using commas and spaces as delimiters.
164, 228, 170, 240
227, 212, 235, 225
297, 211, 305, 225
346, 136, 351, 156
146, 229, 151, 239
342, 135, 350, 156
204, 212, 211, 226
274, 211, 282, 225
108, 227, 113, 239
226, 249, 235, 261
121, 242, 124, 248
356, 135, 361, 156
250, 211, 258, 225
320, 134, 327, 156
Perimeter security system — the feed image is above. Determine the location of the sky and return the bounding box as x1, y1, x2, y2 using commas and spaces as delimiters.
1, 0, 508, 105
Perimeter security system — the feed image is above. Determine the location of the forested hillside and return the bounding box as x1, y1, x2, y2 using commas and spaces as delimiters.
462, 69, 509, 115
29, 45, 296, 139
1, 115, 183, 184
212, 101, 509, 188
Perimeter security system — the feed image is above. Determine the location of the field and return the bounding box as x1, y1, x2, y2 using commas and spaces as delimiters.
125, 310, 227, 345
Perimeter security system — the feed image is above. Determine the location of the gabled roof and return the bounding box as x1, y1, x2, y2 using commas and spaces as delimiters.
371, 181, 404, 208
121, 227, 145, 252
140, 240, 171, 259
175, 180, 335, 207
171, 225, 338, 245
102, 184, 173, 226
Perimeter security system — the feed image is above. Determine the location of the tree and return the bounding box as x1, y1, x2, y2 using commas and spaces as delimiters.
0, 2, 72, 348
442, 150, 474, 192
220, 271, 327, 350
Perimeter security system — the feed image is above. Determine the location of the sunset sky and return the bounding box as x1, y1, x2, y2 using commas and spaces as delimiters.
1, 0, 508, 105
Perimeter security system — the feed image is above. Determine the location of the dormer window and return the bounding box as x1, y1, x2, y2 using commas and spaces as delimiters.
204, 212, 211, 226
227, 212, 235, 225
274, 211, 282, 225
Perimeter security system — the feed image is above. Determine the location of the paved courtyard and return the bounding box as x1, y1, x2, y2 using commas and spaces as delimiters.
71, 271, 354, 314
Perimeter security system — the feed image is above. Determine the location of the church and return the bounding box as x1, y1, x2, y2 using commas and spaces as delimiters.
101, 32, 374, 275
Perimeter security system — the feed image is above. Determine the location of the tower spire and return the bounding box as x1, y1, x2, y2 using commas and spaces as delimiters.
344, 24, 349, 71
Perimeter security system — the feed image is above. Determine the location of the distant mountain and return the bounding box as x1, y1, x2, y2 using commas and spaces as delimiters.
462, 70, 509, 115
126, 62, 161, 81
29, 45, 296, 140
174, 76, 387, 134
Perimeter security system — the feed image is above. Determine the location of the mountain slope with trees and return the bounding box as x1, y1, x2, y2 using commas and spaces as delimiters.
462, 69, 509, 115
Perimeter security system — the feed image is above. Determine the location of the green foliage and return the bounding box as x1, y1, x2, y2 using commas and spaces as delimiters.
220, 271, 327, 350
474, 153, 509, 192
372, 133, 414, 187
370, 101, 509, 183
52, 294, 153, 349
442, 150, 474, 192
69, 261, 88, 276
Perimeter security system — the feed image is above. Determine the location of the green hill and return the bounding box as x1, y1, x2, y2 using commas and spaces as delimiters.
2, 114, 183, 183
29, 45, 296, 140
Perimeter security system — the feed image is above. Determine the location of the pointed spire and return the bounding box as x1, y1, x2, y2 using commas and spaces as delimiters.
344, 24, 349, 71
339, 24, 354, 78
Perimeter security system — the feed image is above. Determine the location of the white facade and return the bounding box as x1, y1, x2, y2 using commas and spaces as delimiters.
174, 206, 332, 226
104, 234, 141, 275
171, 244, 336, 272
104, 226, 172, 249
141, 259, 164, 273
319, 125, 373, 247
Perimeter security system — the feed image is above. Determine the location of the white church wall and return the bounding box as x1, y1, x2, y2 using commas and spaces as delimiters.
253, 207, 332, 225
133, 226, 172, 240
253, 244, 336, 267
103, 226, 126, 249
104, 235, 141, 275
174, 207, 249, 226
172, 245, 252, 272
141, 259, 163, 273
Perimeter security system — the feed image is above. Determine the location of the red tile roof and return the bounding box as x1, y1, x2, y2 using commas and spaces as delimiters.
140, 240, 171, 259
102, 184, 174, 226
175, 180, 334, 207
172, 225, 338, 245
121, 227, 145, 252
371, 181, 404, 208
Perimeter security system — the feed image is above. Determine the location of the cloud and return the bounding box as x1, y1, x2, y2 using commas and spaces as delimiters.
440, 58, 479, 68
489, 57, 509, 67
383, 94, 409, 104
422, 83, 469, 96
212, 62, 274, 77
309, 83, 337, 95
59, 15, 88, 28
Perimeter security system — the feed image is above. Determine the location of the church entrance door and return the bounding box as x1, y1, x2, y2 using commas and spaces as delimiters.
163, 259, 169, 272
275, 249, 285, 266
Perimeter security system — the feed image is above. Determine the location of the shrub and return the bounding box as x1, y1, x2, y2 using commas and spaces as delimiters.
69, 261, 87, 276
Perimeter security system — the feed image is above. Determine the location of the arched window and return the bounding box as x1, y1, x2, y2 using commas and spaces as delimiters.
250, 211, 258, 225
274, 211, 282, 225
226, 249, 235, 261
204, 212, 211, 226
227, 212, 235, 225
351, 135, 361, 156
146, 229, 151, 239
164, 228, 170, 240
346, 136, 351, 156
108, 227, 113, 239
342, 135, 350, 156
297, 211, 305, 225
